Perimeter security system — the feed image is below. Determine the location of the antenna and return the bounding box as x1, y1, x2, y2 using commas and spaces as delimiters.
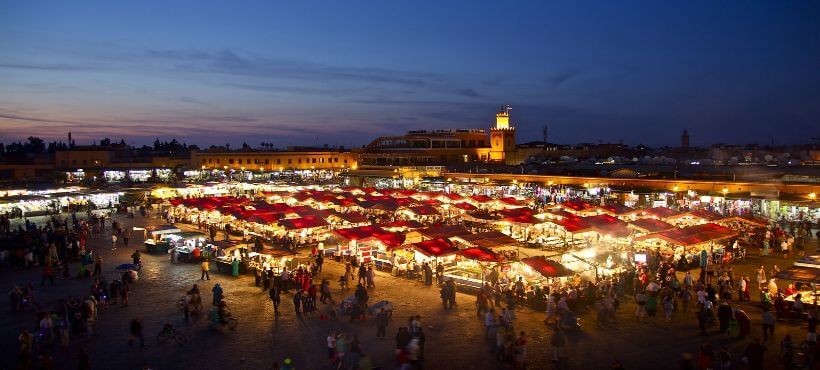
542, 124, 548, 144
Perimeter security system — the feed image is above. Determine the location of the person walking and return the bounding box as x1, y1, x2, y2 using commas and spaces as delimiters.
40, 264, 55, 286
200, 260, 210, 281
111, 233, 118, 251
268, 285, 281, 314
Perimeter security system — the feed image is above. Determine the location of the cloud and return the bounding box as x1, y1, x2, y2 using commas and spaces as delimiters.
146, 48, 443, 87
0, 62, 94, 71
550, 69, 580, 87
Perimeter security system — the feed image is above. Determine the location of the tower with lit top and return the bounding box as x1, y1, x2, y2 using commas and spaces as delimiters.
490, 104, 516, 163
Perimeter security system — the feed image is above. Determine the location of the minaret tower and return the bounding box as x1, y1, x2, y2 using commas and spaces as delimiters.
490, 105, 516, 163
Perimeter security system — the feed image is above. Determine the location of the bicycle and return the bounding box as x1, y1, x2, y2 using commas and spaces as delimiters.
157, 323, 187, 346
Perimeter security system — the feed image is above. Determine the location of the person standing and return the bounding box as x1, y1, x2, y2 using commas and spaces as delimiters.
111, 233, 118, 251
41, 264, 55, 286
231, 257, 239, 277
123, 229, 130, 247
762, 310, 775, 342
320, 279, 331, 304
293, 290, 302, 317
550, 326, 565, 364
121, 280, 130, 307
375, 308, 388, 339
93, 254, 102, 277
128, 317, 144, 347
756, 266, 766, 291
200, 260, 210, 281
18, 328, 34, 370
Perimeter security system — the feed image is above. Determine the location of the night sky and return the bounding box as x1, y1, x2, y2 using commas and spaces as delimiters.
1, 1, 818, 148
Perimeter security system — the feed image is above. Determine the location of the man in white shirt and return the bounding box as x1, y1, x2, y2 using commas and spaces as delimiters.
696, 289, 707, 305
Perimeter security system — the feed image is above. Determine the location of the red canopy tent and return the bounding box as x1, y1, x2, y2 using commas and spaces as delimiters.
520, 256, 575, 278
412, 238, 460, 258
459, 247, 502, 262
497, 197, 526, 207
278, 216, 330, 230
629, 218, 676, 233
636, 223, 737, 246
642, 207, 682, 219
469, 195, 494, 203
583, 214, 631, 238
450, 202, 477, 211
379, 220, 423, 230
404, 205, 441, 216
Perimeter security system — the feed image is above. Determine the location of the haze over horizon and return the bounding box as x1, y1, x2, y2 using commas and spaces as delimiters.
1, 1, 818, 148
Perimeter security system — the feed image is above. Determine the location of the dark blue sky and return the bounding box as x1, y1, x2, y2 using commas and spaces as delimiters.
1, 1, 818, 147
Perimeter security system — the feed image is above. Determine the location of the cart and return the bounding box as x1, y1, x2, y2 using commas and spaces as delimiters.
367, 300, 394, 319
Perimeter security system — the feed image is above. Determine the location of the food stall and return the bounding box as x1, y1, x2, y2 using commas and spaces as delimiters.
443, 247, 504, 291
213, 242, 250, 275
776, 256, 820, 307
171, 232, 209, 262
246, 249, 300, 275
515, 256, 575, 289
137, 225, 182, 253
411, 238, 460, 265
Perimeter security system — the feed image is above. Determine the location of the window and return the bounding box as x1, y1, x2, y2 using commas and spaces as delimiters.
264, 159, 269, 164
216, 159, 220, 164
209, 158, 213, 164
276, 159, 281, 165
246, 159, 251, 164
82, 160, 87, 165
334, 158, 339, 163
288, 159, 292, 164
254, 159, 260, 164
469, 140, 475, 147
201, 159, 206, 164
320, 158, 324, 163
478, 140, 485, 147
298, 159, 302, 164
311, 158, 316, 163
343, 159, 348, 164
229, 159, 234, 164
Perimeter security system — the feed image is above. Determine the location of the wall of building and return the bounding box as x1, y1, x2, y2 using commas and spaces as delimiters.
191, 150, 357, 171
54, 150, 115, 169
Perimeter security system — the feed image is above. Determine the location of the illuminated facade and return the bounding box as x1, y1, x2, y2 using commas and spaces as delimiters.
191, 149, 357, 171
356, 129, 491, 166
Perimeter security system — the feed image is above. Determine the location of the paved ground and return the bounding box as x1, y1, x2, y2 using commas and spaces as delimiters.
0, 211, 817, 370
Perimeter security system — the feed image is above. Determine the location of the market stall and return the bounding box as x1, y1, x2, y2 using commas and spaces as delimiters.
443, 247, 504, 291
138, 225, 182, 253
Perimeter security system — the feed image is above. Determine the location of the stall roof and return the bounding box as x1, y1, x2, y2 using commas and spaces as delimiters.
333, 225, 406, 248
497, 197, 526, 207
520, 256, 575, 278
556, 200, 592, 212
246, 212, 283, 225
441, 193, 464, 201
143, 225, 181, 234
629, 218, 676, 233
450, 202, 477, 211
583, 214, 632, 238
718, 215, 770, 227
549, 217, 593, 233
636, 223, 737, 246
641, 207, 681, 219
404, 205, 440, 216
330, 211, 369, 224
595, 204, 637, 215
545, 210, 580, 220
417, 225, 473, 240
775, 267, 820, 284
455, 231, 519, 249
256, 249, 299, 257
379, 220, 423, 229
412, 238, 460, 257
278, 216, 330, 230
459, 247, 502, 262
686, 209, 723, 221
497, 208, 533, 218
502, 214, 543, 225
469, 194, 494, 203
